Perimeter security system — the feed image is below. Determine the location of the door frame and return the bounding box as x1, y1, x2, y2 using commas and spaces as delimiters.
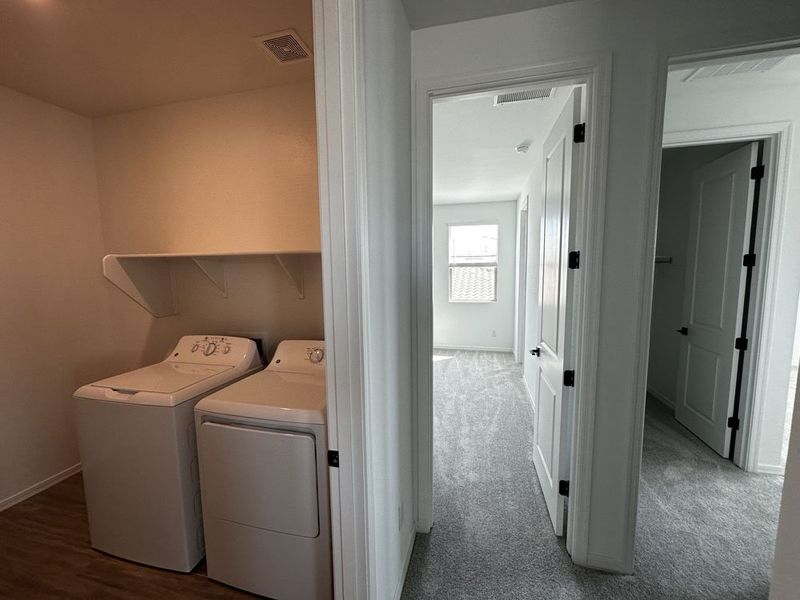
412, 55, 612, 563
633, 41, 800, 525
312, 0, 370, 598
514, 199, 529, 363
660, 124, 790, 471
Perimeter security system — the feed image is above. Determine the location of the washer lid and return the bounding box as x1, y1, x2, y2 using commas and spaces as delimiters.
195, 370, 326, 424
91, 362, 232, 394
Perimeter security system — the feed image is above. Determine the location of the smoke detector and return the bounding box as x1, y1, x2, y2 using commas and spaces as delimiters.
683, 56, 786, 81
494, 87, 554, 106
515, 140, 532, 154
254, 29, 312, 65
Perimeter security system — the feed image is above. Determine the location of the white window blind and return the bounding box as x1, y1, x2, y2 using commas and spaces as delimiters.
448, 224, 498, 303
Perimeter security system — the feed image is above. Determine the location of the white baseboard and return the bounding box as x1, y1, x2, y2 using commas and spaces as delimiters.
523, 374, 536, 412
646, 387, 675, 410
392, 528, 417, 600
0, 463, 82, 512
433, 344, 513, 352
585, 551, 630, 574
757, 463, 786, 475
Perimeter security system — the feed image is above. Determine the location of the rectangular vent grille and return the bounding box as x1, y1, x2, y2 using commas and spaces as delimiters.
255, 30, 312, 64
494, 87, 554, 106
683, 56, 786, 81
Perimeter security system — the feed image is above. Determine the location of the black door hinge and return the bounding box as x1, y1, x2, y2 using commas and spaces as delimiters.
743, 253, 756, 267
573, 123, 586, 143
328, 450, 340, 468
568, 251, 580, 270
735, 337, 749, 351
563, 370, 575, 387
727, 416, 740, 430
558, 480, 570, 497
750, 165, 765, 180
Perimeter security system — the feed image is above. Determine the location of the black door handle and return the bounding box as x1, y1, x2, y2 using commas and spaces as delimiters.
530, 347, 541, 357
676, 327, 688, 336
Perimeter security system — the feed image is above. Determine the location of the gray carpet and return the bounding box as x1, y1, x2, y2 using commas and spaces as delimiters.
401, 350, 784, 599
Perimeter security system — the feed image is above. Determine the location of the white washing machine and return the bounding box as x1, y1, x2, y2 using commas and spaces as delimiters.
73, 335, 263, 572
195, 340, 331, 600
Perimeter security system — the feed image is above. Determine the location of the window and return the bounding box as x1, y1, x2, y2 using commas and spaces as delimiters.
448, 224, 498, 302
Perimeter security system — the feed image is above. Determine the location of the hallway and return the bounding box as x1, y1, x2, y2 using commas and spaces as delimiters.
401, 350, 783, 599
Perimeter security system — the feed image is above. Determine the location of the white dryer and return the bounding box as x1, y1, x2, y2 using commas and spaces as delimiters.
73, 335, 262, 572
195, 340, 331, 600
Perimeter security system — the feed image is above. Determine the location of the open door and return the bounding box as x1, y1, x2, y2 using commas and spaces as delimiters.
531, 88, 581, 536
675, 143, 760, 458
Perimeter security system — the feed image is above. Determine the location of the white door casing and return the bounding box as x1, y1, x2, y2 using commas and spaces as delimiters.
413, 56, 611, 567
532, 88, 581, 536
674, 143, 760, 458
515, 205, 529, 363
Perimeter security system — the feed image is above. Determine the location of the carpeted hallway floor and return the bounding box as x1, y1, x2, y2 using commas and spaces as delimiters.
401, 350, 784, 599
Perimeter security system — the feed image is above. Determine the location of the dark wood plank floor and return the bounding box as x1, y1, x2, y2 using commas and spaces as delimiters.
0, 474, 255, 599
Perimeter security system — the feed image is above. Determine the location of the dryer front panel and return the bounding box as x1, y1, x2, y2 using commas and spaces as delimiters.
199, 422, 319, 538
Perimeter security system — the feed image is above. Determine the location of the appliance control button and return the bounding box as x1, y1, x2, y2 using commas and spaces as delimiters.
309, 348, 325, 364
223, 345, 231, 354
204, 343, 217, 356
191, 344, 199, 353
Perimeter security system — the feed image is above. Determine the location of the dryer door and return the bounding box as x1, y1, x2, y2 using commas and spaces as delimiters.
199, 422, 319, 538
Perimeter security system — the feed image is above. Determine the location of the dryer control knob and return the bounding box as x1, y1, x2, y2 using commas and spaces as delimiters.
204, 343, 217, 356
191, 344, 199, 353
309, 348, 325, 364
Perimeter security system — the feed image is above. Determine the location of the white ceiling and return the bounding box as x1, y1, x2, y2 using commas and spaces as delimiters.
401, 0, 579, 30
667, 53, 800, 95
0, 0, 313, 117
433, 87, 573, 205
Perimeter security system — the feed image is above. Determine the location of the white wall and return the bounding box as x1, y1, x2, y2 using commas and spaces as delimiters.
432, 201, 517, 351
362, 1, 416, 598
647, 143, 745, 407
793, 305, 800, 366
664, 80, 800, 472
0, 86, 116, 507
412, 0, 800, 573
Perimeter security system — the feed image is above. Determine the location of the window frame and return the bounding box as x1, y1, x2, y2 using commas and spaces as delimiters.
446, 222, 499, 303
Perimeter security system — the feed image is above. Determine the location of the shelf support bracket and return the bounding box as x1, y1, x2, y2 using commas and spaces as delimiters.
102, 256, 178, 317
274, 254, 305, 299
191, 257, 228, 297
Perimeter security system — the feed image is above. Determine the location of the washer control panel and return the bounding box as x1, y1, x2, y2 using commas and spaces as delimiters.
167, 335, 257, 367
307, 347, 325, 364
268, 340, 326, 374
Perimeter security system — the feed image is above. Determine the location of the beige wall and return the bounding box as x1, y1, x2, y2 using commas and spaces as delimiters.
92, 82, 320, 254
1, 80, 322, 506
105, 256, 325, 370
0, 86, 116, 506
92, 82, 323, 367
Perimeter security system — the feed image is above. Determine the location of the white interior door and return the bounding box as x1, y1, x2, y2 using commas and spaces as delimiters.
531, 88, 581, 536
675, 143, 759, 458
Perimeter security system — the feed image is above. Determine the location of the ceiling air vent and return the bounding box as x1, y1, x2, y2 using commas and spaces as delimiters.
494, 87, 554, 106
254, 29, 312, 64
683, 56, 786, 81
